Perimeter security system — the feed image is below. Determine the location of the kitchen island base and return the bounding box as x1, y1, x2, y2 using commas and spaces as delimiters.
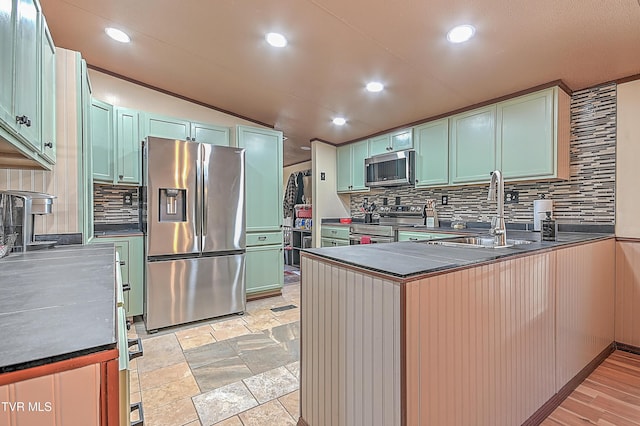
299, 238, 615, 426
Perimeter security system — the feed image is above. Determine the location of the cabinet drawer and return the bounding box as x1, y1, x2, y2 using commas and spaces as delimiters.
247, 231, 283, 247
321, 226, 349, 240
397, 231, 460, 242
321, 237, 350, 247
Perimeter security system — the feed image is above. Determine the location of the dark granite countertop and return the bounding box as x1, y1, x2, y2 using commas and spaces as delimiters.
304, 231, 614, 279
94, 223, 143, 237
0, 244, 117, 373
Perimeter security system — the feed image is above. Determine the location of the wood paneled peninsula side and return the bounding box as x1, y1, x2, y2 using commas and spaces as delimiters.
298, 231, 615, 426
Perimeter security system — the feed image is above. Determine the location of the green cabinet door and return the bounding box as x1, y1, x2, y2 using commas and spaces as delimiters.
116, 107, 140, 184
450, 105, 497, 184
237, 125, 283, 233
350, 140, 369, 191
91, 236, 144, 317
91, 99, 115, 182
337, 141, 369, 192
80, 58, 94, 243
143, 113, 190, 140
336, 144, 352, 192
414, 119, 449, 187
40, 20, 55, 164
368, 134, 391, 157
0, 0, 15, 127
191, 121, 229, 145
13, 0, 40, 148
369, 130, 412, 156
498, 88, 554, 180
246, 244, 284, 295
390, 129, 413, 151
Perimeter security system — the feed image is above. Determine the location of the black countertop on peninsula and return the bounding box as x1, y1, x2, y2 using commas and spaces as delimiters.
0, 244, 117, 373
304, 230, 614, 279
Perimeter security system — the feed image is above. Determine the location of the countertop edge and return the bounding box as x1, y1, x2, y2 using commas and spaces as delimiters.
302, 233, 615, 282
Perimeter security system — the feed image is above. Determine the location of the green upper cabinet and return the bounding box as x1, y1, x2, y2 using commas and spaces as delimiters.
497, 87, 569, 181
0, 0, 58, 169
0, 0, 15, 128
80, 57, 93, 243
449, 105, 497, 184
141, 113, 229, 146
336, 140, 369, 193
191, 121, 229, 145
40, 18, 55, 164
237, 125, 283, 233
414, 119, 449, 187
142, 113, 190, 140
116, 107, 141, 184
368, 129, 413, 156
91, 99, 115, 182
13, 0, 41, 148
92, 103, 141, 185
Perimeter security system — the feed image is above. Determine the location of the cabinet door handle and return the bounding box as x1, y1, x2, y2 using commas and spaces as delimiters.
44, 142, 53, 148
258, 236, 267, 241
330, 230, 337, 234
123, 283, 131, 292
120, 260, 126, 266
130, 402, 144, 426
128, 338, 144, 361
119, 174, 124, 180
409, 237, 418, 241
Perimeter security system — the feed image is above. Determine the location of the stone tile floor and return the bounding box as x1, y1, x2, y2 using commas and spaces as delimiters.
128, 268, 301, 426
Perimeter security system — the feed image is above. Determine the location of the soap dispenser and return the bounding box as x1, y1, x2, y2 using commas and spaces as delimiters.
541, 211, 557, 241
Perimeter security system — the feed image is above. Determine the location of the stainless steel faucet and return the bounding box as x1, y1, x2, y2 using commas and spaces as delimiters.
487, 170, 507, 246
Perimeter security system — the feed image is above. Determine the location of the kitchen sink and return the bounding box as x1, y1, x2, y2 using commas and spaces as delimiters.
428, 235, 533, 249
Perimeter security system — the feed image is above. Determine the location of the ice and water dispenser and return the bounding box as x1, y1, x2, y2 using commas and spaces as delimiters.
159, 188, 187, 222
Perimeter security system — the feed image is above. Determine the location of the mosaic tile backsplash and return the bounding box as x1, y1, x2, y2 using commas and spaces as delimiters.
351, 83, 617, 225
94, 184, 139, 224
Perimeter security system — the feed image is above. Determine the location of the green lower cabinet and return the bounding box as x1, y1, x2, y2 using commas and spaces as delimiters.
91, 236, 144, 317
321, 238, 349, 247
397, 231, 461, 242
246, 244, 284, 295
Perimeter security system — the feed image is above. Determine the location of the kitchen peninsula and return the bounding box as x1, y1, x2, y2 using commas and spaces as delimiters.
298, 231, 615, 426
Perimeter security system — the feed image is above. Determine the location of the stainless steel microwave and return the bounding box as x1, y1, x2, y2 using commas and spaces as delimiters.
365, 150, 415, 187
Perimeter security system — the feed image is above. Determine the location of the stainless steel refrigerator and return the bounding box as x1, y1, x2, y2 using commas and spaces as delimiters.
141, 136, 246, 331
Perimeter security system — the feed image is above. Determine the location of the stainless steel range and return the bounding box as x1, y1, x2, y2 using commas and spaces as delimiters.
349, 204, 425, 244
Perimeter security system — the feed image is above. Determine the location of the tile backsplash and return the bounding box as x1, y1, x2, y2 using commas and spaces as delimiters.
351, 83, 617, 225
93, 184, 139, 224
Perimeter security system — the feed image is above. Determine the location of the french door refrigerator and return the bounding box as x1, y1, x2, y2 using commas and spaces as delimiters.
142, 136, 246, 331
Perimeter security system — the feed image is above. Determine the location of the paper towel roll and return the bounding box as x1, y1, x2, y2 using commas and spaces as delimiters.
533, 199, 553, 231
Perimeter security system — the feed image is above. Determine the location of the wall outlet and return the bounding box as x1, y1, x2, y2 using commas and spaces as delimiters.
504, 191, 519, 204
123, 193, 133, 206
441, 195, 448, 205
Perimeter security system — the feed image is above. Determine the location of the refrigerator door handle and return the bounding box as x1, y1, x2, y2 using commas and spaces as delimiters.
195, 146, 202, 239
202, 144, 209, 238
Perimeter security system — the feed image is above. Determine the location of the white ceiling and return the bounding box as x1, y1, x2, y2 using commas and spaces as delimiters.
40, 0, 640, 166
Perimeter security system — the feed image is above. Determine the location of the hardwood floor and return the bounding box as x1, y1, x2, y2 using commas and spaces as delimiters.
542, 350, 640, 425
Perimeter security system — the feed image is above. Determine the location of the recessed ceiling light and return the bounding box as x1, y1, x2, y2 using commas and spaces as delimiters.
266, 32, 287, 47
332, 117, 346, 126
446, 24, 475, 43
105, 27, 131, 43
300, 146, 311, 151
366, 82, 384, 93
